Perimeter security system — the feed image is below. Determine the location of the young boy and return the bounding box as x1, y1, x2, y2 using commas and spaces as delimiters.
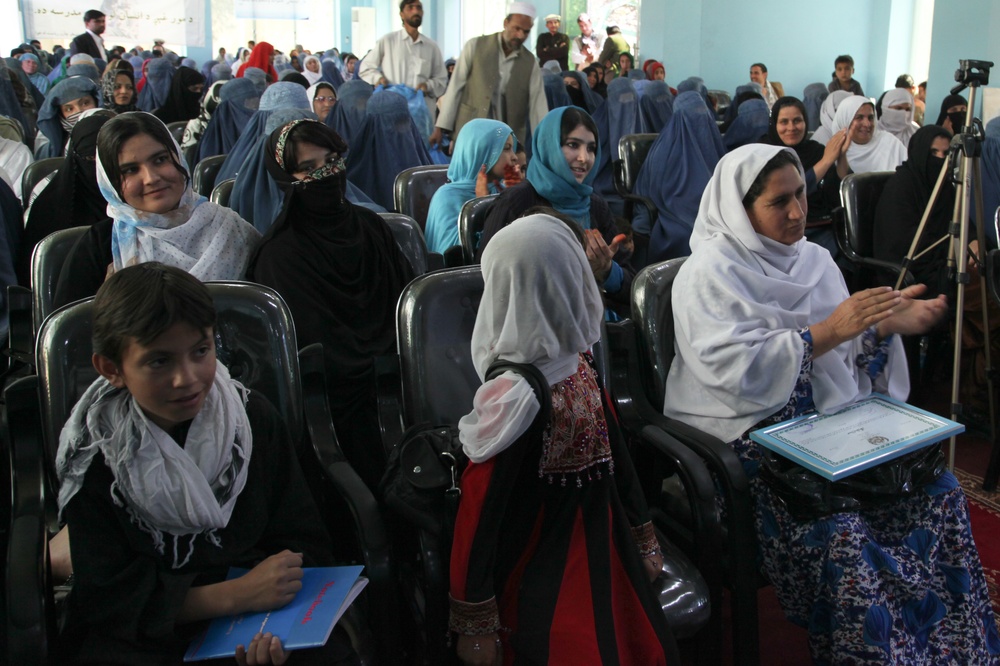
55, 262, 357, 665
828, 54, 864, 95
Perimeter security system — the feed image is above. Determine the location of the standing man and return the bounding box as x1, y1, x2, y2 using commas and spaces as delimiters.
535, 14, 569, 72
749, 63, 784, 109
570, 13, 603, 71
430, 2, 546, 150
70, 10, 107, 60
360, 0, 449, 121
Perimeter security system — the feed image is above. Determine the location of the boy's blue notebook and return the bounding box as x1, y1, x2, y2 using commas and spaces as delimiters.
749, 393, 963, 481
183, 565, 368, 662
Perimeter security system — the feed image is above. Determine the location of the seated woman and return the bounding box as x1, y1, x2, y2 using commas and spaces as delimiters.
765, 96, 844, 254
663, 144, 996, 663
478, 106, 633, 314
325, 80, 374, 151
830, 95, 907, 175
35, 76, 101, 158
153, 65, 206, 124
873, 125, 955, 295
307, 81, 337, 123
302, 55, 323, 86
876, 87, 918, 146
136, 58, 174, 113
101, 61, 137, 113
247, 119, 412, 491
52, 112, 260, 308
196, 77, 260, 162
424, 118, 518, 254
935, 94, 967, 134
633, 90, 725, 264
181, 80, 225, 158
449, 213, 677, 665
21, 111, 115, 284
722, 97, 769, 152
810, 89, 851, 145
56, 261, 357, 665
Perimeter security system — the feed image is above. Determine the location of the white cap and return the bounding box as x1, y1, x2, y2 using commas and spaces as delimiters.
507, 2, 537, 19
544, 14, 561, 22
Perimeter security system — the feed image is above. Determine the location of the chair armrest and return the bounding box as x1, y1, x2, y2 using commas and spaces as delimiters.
374, 353, 404, 457
7, 286, 34, 368
5, 375, 55, 664
622, 193, 658, 224
833, 206, 905, 279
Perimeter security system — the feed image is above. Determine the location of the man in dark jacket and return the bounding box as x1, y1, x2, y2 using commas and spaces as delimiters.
70, 10, 107, 60
535, 14, 569, 72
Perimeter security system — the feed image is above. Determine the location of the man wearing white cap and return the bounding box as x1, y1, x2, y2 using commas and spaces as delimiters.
536, 14, 569, 72
360, 0, 449, 120
570, 13, 604, 70
430, 2, 547, 150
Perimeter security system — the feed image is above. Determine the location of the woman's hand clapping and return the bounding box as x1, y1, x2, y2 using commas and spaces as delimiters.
810, 287, 900, 356
875, 284, 948, 338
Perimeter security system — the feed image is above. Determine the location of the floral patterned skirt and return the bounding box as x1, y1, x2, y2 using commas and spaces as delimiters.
734, 435, 1000, 665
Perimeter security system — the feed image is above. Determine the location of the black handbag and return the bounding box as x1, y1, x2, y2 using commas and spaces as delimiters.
378, 361, 551, 537
758, 442, 947, 520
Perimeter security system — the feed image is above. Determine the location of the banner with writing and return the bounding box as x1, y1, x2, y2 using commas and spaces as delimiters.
23, 0, 206, 48
234, 0, 310, 21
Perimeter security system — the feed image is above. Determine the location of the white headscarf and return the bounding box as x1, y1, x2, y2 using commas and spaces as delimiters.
879, 88, 918, 146
56, 363, 253, 569
662, 144, 908, 442
96, 112, 261, 278
302, 55, 323, 85
459, 214, 603, 462
831, 95, 907, 173
811, 90, 852, 145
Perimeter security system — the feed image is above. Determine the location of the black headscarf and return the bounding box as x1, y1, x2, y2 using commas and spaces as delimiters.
153, 66, 206, 124
873, 125, 955, 295
247, 119, 413, 489
20, 112, 114, 283
765, 96, 825, 171
935, 94, 967, 129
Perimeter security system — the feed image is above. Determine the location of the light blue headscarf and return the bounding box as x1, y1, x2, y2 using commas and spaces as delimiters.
424, 119, 515, 253
215, 82, 310, 183
526, 106, 601, 226
19, 53, 49, 94
211, 62, 233, 83
36, 77, 101, 158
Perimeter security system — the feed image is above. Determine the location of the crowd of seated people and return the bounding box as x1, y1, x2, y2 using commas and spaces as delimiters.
1, 4, 999, 665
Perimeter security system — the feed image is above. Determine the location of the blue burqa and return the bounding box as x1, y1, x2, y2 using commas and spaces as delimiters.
136, 58, 173, 112
803, 82, 828, 131
634, 91, 724, 262
424, 118, 514, 253
196, 78, 260, 162
326, 80, 374, 151
591, 76, 645, 212
722, 98, 769, 152
639, 80, 674, 133
346, 90, 432, 210
36, 77, 101, 158
542, 70, 571, 110
215, 82, 310, 183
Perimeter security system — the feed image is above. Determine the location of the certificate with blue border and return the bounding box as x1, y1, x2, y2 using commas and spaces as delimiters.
749, 394, 964, 481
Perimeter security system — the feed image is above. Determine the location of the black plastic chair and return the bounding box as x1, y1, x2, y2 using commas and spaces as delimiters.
835, 171, 900, 289
166, 121, 187, 145
378, 212, 432, 276
210, 178, 236, 207
607, 258, 761, 665
457, 195, 497, 266
392, 164, 449, 231
383, 266, 711, 662
20, 158, 61, 204
23, 282, 394, 664
31, 227, 88, 335
191, 155, 227, 197
614, 133, 659, 221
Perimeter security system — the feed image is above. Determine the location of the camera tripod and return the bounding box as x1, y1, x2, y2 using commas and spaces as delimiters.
894, 59, 999, 487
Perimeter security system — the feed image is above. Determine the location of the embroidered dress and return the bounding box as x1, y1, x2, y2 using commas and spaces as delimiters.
734, 329, 1000, 664
449, 354, 673, 664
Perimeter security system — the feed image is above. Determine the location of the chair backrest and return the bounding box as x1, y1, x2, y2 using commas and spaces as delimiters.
392, 164, 449, 230
396, 267, 484, 426
166, 121, 187, 145
30, 226, 88, 334
211, 178, 236, 206
20, 158, 61, 203
192, 154, 227, 197
708, 89, 731, 119
458, 194, 497, 266
615, 133, 658, 196
630, 258, 687, 408
379, 212, 429, 277
35, 282, 304, 465
839, 171, 894, 259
